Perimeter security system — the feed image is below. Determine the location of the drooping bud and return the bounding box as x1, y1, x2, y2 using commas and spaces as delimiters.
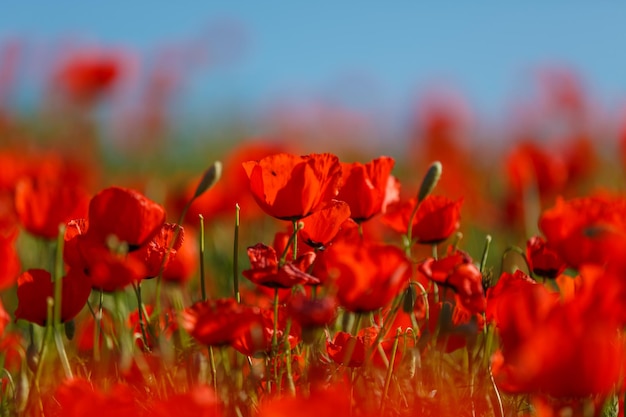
64, 319, 76, 340
402, 284, 417, 314
417, 161, 443, 203
193, 161, 223, 200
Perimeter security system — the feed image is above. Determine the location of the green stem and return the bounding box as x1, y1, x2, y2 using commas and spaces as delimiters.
282, 319, 295, 396
480, 235, 492, 273
133, 282, 150, 351
29, 299, 54, 403
341, 313, 363, 367
271, 289, 280, 355
380, 328, 402, 414
279, 222, 302, 265
209, 346, 218, 391
54, 330, 73, 379
53, 225, 66, 327
199, 214, 207, 302
93, 290, 104, 362
489, 363, 504, 417
292, 220, 298, 261
233, 204, 241, 303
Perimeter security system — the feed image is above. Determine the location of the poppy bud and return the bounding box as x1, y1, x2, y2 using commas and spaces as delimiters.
26, 342, 39, 373
402, 284, 417, 314
417, 161, 442, 203
193, 161, 222, 200
64, 319, 76, 340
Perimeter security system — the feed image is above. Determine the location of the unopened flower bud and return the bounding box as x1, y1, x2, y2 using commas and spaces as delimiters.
193, 161, 223, 200
417, 161, 442, 203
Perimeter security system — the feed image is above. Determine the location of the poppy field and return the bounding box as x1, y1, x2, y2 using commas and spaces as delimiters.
2, 46, 626, 417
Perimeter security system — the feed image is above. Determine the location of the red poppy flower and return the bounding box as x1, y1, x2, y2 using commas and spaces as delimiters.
14, 175, 89, 239
257, 385, 351, 417
74, 308, 115, 353
128, 305, 177, 351
64, 219, 148, 292
336, 156, 399, 222
299, 200, 352, 249
287, 293, 337, 330
0, 299, 9, 338
168, 142, 286, 224
418, 249, 486, 315
182, 298, 262, 347
324, 240, 410, 313
526, 235, 567, 278
326, 327, 377, 367
232, 306, 301, 356
0, 332, 23, 373
242, 153, 342, 220
86, 186, 166, 249
486, 270, 537, 325
427, 298, 484, 353
539, 194, 626, 269
242, 241, 319, 289
383, 195, 463, 244
53, 378, 142, 417
151, 385, 223, 417
162, 226, 198, 284
0, 231, 20, 290
54, 48, 129, 105
129, 223, 184, 279
15, 268, 92, 326
491, 281, 626, 398
505, 140, 568, 197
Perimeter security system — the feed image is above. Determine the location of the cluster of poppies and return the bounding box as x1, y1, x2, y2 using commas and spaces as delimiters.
2, 133, 626, 417
0, 63, 625, 416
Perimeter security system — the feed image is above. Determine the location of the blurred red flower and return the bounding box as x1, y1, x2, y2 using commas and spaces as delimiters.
232, 306, 301, 356
129, 223, 184, 278
242, 153, 342, 220
326, 327, 377, 367
384, 195, 462, 244
526, 235, 567, 278
63, 187, 181, 291
151, 385, 222, 417
419, 249, 486, 315
0, 229, 20, 290
182, 298, 262, 347
243, 241, 319, 289
53, 48, 130, 105
287, 293, 337, 330
490, 276, 626, 398
257, 385, 352, 417
539, 194, 626, 269
162, 226, 198, 284
14, 175, 89, 239
324, 240, 410, 313
486, 270, 537, 325
15, 268, 92, 326
86, 186, 166, 249
0, 299, 9, 338
52, 377, 143, 417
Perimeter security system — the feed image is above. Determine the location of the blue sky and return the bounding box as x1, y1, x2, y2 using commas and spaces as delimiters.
2, 3, 626, 128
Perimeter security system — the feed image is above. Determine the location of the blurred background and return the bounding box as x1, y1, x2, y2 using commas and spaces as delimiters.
2, 2, 626, 306
2, 3, 626, 150
1, 2, 626, 238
